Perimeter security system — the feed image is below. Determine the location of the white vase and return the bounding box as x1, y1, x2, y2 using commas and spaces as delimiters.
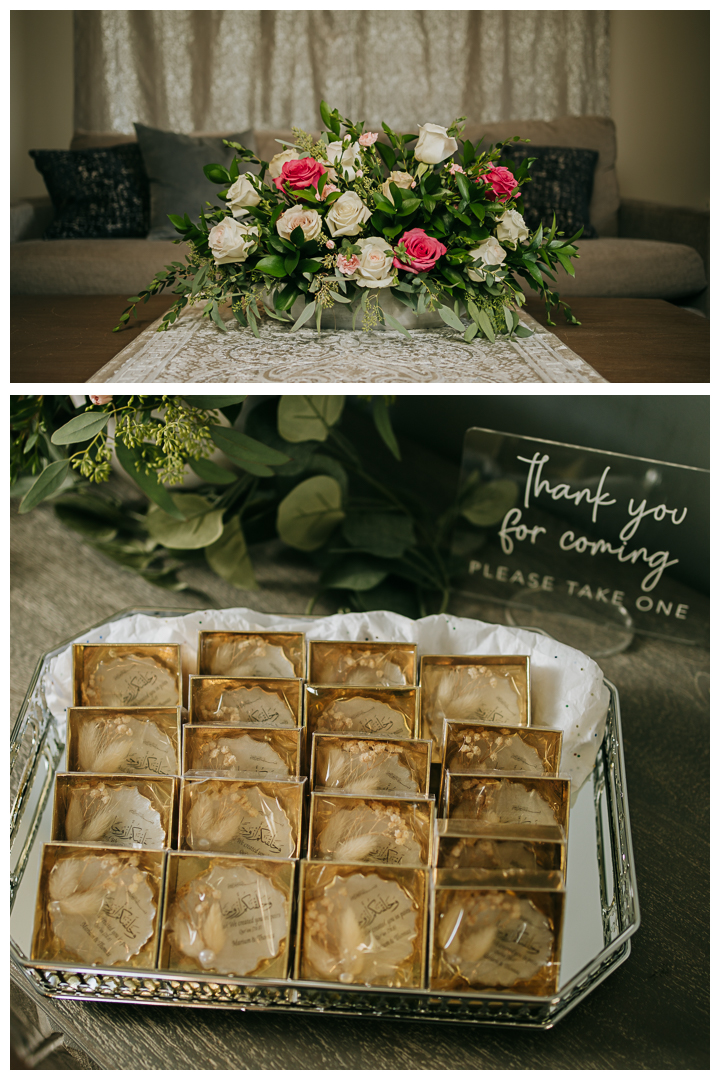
285, 289, 445, 330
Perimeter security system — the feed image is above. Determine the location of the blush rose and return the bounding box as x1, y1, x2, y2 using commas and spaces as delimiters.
393, 228, 447, 274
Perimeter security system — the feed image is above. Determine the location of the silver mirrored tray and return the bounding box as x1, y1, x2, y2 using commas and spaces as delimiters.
10, 607, 640, 1029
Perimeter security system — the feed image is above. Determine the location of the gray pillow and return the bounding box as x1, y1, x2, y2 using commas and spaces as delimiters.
134, 123, 256, 240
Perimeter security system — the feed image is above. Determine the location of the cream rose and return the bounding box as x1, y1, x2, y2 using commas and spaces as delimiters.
326, 191, 372, 237
226, 174, 261, 218
467, 237, 506, 280
326, 139, 361, 181
414, 122, 458, 165
276, 204, 322, 243
268, 148, 300, 179
207, 218, 260, 265
496, 208, 530, 248
346, 236, 395, 289
381, 171, 416, 199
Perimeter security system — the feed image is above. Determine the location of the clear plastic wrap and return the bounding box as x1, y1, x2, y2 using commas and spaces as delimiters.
305, 685, 418, 740
66, 707, 182, 777
52, 774, 176, 850
311, 733, 431, 796
160, 853, 296, 978
433, 820, 567, 878
296, 861, 427, 988
444, 773, 570, 833
31, 843, 164, 969
442, 721, 562, 778
430, 871, 565, 994
307, 640, 417, 687
72, 644, 181, 708
179, 777, 305, 858
189, 676, 302, 727
198, 631, 305, 679
183, 724, 302, 781
420, 655, 530, 760
308, 793, 434, 866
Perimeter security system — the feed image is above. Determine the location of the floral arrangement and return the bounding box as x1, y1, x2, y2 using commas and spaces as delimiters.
115, 103, 581, 340
11, 395, 517, 616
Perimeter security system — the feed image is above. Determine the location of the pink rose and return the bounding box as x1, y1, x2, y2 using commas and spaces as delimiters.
274, 157, 327, 192
359, 132, 378, 147
319, 182, 340, 200
325, 240, 336, 249
448, 163, 465, 175
337, 253, 360, 275
392, 228, 447, 274
482, 165, 518, 202
89, 395, 113, 405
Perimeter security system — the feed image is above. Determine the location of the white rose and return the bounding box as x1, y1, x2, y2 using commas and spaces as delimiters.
348, 236, 395, 289
467, 237, 506, 280
496, 208, 530, 248
268, 149, 299, 179
276, 204, 322, 243
207, 218, 260, 265
414, 122, 458, 165
381, 171, 416, 199
326, 190, 372, 237
326, 139, 361, 181
226, 174, 261, 218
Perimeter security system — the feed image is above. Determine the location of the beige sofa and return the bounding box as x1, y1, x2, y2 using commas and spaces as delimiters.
11, 117, 709, 315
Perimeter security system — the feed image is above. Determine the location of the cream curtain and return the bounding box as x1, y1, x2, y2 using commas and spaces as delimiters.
74, 10, 609, 135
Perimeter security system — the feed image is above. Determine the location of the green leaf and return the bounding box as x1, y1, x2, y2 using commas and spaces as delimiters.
203, 163, 231, 184
470, 305, 496, 343
277, 396, 344, 443
503, 305, 515, 334
255, 254, 288, 278
320, 556, 388, 592
371, 399, 401, 461
146, 494, 225, 550
514, 325, 534, 338
464, 322, 479, 342
189, 457, 238, 485
276, 475, 345, 551
114, 441, 185, 520
51, 411, 110, 446
209, 425, 290, 465
290, 301, 316, 331
455, 172, 471, 203
382, 310, 412, 339
437, 305, 465, 333
342, 512, 414, 558
376, 141, 396, 171
18, 459, 71, 513
205, 515, 257, 588
461, 480, 519, 526
187, 395, 247, 410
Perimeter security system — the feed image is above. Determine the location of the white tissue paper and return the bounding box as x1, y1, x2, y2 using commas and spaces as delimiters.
43, 608, 609, 794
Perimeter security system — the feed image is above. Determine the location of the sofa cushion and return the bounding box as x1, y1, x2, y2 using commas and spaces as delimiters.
499, 144, 598, 238
10, 238, 181, 295
134, 124, 255, 240
461, 117, 620, 237
515, 238, 706, 300
28, 144, 150, 239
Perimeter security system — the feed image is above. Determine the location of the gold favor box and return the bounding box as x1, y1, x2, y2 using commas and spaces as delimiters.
189, 675, 303, 728
441, 721, 563, 778
310, 732, 432, 797
295, 861, 428, 989
420, 654, 531, 761
443, 772, 571, 835
433, 820, 567, 879
159, 852, 296, 980
429, 869, 565, 995
305, 685, 418, 740
66, 707, 183, 777
198, 631, 306, 679
31, 843, 165, 970
72, 644, 182, 708
183, 724, 303, 780
179, 776, 306, 859
307, 640, 417, 687
308, 792, 435, 867
52, 774, 177, 850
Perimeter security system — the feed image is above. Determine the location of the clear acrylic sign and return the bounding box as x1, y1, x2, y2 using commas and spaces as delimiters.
453, 429, 709, 647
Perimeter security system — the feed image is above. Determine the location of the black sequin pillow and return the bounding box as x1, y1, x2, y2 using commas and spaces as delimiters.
29, 144, 150, 239
499, 144, 599, 239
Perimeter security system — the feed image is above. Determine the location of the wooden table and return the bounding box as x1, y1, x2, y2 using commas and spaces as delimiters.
10, 295, 709, 384
10, 496, 709, 1069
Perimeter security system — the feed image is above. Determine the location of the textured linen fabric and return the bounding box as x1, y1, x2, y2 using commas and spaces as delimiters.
29, 144, 149, 239
500, 144, 599, 238
133, 124, 255, 239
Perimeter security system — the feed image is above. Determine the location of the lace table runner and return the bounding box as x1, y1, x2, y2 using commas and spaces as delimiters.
90, 308, 606, 384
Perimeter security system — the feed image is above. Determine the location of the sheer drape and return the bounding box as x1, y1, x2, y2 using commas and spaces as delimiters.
75, 10, 609, 134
